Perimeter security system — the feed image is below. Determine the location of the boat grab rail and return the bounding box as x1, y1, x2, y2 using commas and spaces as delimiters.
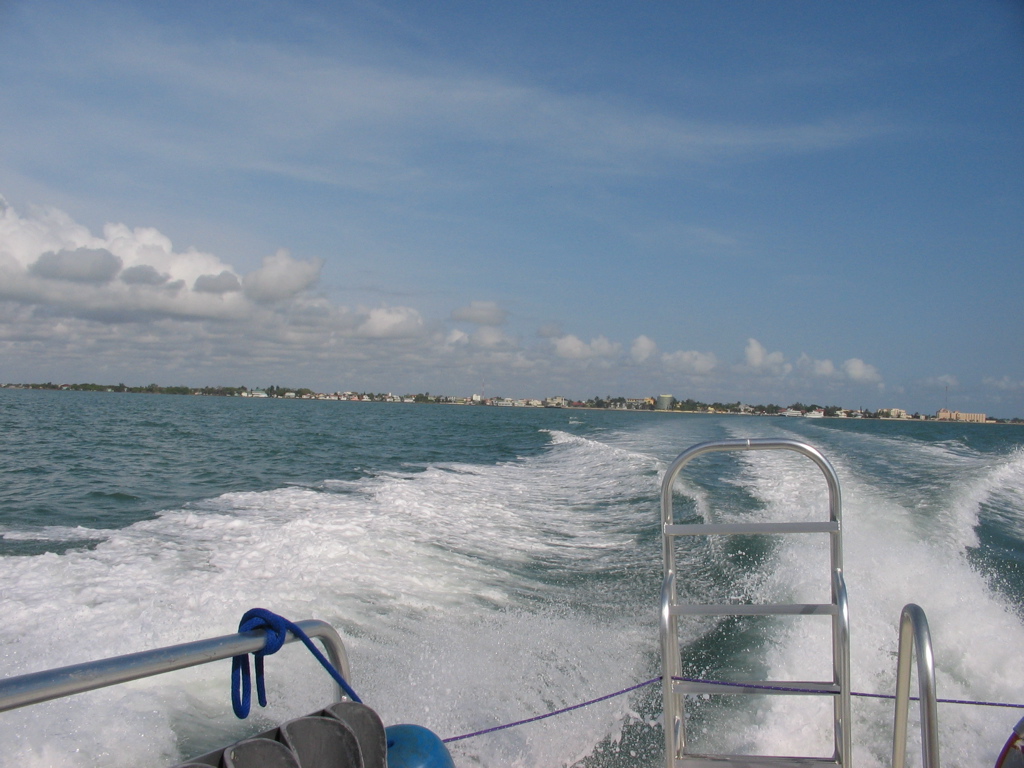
0, 619, 351, 714
892, 604, 940, 768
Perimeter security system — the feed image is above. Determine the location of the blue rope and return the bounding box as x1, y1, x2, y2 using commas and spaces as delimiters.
231, 608, 361, 719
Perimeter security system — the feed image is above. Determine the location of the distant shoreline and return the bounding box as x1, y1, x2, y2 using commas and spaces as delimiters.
3, 384, 1021, 424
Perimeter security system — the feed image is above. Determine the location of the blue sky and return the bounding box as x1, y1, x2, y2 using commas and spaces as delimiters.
0, 1, 1021, 415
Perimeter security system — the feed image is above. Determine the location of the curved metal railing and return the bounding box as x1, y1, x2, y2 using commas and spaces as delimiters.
0, 619, 350, 713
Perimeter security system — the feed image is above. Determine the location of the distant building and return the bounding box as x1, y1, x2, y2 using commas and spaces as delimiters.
656, 394, 673, 411
880, 408, 909, 419
936, 408, 986, 423
626, 397, 654, 410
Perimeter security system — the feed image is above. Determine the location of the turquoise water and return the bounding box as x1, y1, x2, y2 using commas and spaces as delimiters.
1, 389, 1022, 767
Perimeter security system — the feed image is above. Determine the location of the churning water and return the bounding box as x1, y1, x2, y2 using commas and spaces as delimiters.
1, 390, 1022, 767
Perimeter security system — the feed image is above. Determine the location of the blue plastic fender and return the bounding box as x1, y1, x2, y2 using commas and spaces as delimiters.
384, 724, 455, 768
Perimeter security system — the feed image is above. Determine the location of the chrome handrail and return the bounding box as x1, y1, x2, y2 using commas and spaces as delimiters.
892, 604, 940, 768
0, 619, 351, 714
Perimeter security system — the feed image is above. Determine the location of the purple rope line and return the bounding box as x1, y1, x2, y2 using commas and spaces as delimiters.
671, 676, 1024, 709
441, 676, 1024, 744
442, 677, 662, 743
850, 691, 1024, 709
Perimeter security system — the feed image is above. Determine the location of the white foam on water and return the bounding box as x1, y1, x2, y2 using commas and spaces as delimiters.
0, 432, 660, 768
950, 446, 1024, 543
9, 416, 1017, 767
702, 426, 1024, 767
0, 525, 108, 542
358, 608, 650, 768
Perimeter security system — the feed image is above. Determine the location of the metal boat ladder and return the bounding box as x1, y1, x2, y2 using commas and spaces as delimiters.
660, 439, 851, 768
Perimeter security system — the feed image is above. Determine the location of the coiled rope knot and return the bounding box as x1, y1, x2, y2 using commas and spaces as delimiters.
231, 608, 361, 719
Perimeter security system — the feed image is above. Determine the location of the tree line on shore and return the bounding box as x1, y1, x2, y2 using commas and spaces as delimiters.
6, 382, 246, 396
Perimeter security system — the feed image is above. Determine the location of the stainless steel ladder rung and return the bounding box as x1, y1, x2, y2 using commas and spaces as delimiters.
673, 680, 841, 696
666, 522, 840, 536
671, 754, 842, 767
671, 603, 837, 616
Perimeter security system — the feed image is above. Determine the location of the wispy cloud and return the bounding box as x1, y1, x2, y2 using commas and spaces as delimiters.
6, 6, 893, 202
924, 374, 960, 389
984, 376, 1024, 392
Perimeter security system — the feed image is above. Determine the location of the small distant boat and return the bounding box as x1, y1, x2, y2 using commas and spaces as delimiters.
781, 408, 803, 417
805, 408, 825, 418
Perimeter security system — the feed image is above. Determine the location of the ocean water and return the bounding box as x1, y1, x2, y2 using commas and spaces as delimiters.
1, 389, 1022, 768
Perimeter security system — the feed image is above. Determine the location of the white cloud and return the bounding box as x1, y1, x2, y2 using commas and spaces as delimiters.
814, 359, 837, 376
353, 306, 425, 338
445, 329, 469, 346
842, 357, 882, 383
193, 271, 242, 294
662, 349, 718, 375
590, 336, 621, 357
470, 326, 516, 349
552, 334, 621, 359
0, 198, 95, 265
0, 198, 907, 403
243, 249, 322, 303
102, 222, 232, 286
552, 335, 589, 359
630, 335, 658, 363
797, 353, 838, 377
0, 198, 431, 349
744, 338, 792, 376
121, 264, 170, 286
30, 248, 123, 284
747, 342, 881, 386
0, 198, 251, 320
451, 301, 507, 326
